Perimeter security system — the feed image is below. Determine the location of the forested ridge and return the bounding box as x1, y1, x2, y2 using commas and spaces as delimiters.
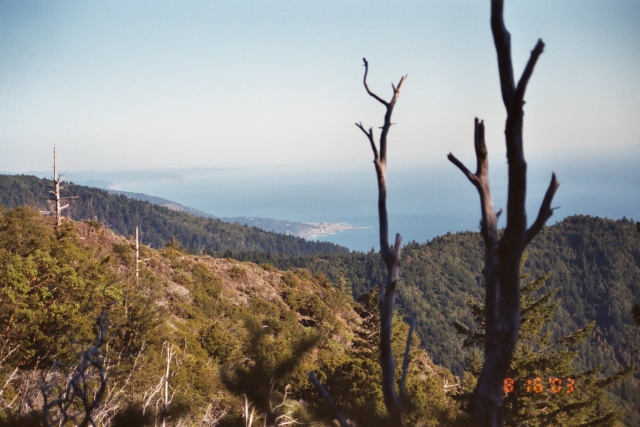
231, 216, 640, 425
0, 175, 638, 424
0, 174, 348, 258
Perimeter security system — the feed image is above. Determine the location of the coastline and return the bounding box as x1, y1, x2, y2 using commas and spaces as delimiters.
297, 222, 368, 239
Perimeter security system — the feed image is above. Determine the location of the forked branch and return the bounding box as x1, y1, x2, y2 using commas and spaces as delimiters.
356, 122, 378, 161
525, 173, 560, 245
448, 119, 499, 242
358, 58, 407, 167
491, 0, 545, 114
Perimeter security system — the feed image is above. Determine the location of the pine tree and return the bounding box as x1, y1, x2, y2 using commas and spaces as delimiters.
455, 266, 632, 426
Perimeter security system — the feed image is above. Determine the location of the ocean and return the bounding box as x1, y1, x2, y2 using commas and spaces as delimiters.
67, 156, 639, 252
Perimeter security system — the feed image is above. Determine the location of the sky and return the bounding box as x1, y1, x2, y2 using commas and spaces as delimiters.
0, 0, 638, 175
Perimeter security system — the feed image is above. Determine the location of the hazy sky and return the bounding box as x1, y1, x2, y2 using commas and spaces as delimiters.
1, 0, 639, 173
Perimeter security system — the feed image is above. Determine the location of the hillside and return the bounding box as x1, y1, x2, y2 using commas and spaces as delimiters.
0, 174, 348, 257
1, 175, 638, 424
0, 207, 461, 426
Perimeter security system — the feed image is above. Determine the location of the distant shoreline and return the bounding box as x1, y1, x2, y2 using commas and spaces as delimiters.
297, 222, 369, 239
104, 189, 367, 241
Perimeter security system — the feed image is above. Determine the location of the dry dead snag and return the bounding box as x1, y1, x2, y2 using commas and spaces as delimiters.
307, 58, 408, 426
48, 146, 78, 227
448, 1, 559, 425
356, 57, 407, 424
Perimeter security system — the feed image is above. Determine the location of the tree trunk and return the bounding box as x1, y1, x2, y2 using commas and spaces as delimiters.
356, 58, 406, 425
448, 1, 559, 425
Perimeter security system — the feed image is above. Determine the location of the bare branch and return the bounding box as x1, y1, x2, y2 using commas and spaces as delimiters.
389, 233, 402, 284
360, 57, 407, 165
449, 119, 499, 242
447, 153, 478, 186
515, 40, 545, 110
399, 315, 416, 395
450, 2, 555, 425
0, 366, 19, 407
355, 122, 379, 161
142, 340, 179, 427
362, 57, 389, 106
525, 173, 560, 245
473, 118, 488, 175
307, 373, 349, 427
0, 342, 19, 366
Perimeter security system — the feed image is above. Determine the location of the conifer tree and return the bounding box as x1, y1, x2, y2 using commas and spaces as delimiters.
456, 267, 631, 426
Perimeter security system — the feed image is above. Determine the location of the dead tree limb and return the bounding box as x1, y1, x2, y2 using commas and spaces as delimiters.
41, 309, 109, 427
142, 341, 178, 427
307, 373, 349, 427
447, 1, 559, 425
356, 57, 407, 424
399, 315, 416, 396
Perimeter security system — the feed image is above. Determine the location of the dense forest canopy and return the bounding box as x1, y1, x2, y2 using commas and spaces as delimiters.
229, 217, 640, 424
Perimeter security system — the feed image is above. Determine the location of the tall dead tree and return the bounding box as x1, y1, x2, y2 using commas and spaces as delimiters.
48, 146, 77, 227
356, 58, 406, 424
448, 1, 559, 425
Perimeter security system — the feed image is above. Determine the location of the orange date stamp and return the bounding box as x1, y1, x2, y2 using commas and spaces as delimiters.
503, 377, 575, 396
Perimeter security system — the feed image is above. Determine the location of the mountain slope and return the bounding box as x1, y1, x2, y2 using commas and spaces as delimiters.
1, 174, 637, 423
0, 207, 459, 426
0, 174, 348, 257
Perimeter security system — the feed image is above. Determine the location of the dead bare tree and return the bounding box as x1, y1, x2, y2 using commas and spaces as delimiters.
48, 146, 78, 227
356, 57, 407, 424
142, 341, 181, 427
447, 1, 559, 425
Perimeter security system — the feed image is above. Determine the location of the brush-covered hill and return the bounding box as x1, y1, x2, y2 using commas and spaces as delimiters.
0, 174, 348, 257
0, 206, 460, 427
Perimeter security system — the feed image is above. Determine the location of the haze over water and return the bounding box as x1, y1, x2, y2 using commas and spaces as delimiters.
59, 154, 639, 252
